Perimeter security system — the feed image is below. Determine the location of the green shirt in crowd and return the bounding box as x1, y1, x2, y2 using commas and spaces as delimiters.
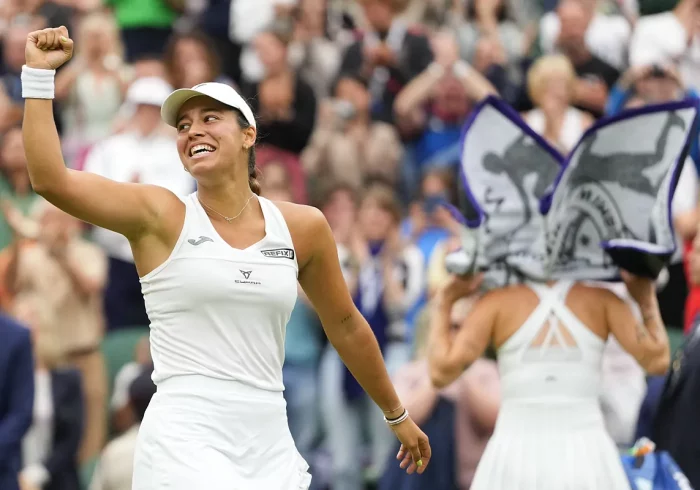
103, 0, 177, 29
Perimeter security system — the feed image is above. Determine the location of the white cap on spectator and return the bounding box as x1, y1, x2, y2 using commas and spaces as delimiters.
126, 76, 174, 107
161, 82, 256, 129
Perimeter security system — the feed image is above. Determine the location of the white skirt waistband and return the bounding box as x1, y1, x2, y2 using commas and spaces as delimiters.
156, 374, 285, 405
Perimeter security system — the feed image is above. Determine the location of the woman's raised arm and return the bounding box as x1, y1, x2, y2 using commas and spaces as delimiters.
23, 26, 178, 241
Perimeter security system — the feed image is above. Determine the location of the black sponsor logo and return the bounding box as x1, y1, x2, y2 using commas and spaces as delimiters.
236, 269, 260, 285
261, 248, 295, 260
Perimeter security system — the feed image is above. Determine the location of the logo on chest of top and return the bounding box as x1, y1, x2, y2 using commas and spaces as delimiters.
188, 236, 214, 246
260, 248, 295, 260
236, 269, 261, 285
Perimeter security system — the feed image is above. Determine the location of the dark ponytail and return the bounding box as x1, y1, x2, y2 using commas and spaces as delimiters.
235, 109, 261, 196
248, 149, 261, 196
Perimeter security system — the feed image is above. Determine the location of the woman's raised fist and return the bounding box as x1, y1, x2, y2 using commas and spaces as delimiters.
25, 26, 74, 70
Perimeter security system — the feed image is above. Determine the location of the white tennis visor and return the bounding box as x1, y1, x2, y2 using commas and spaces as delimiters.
161, 82, 256, 129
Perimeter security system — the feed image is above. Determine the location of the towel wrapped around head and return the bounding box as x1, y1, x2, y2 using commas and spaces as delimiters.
448, 96, 699, 288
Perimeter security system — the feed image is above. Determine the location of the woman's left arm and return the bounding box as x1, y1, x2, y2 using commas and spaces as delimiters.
287, 204, 431, 474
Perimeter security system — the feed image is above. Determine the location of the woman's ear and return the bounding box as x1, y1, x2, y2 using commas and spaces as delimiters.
243, 126, 257, 150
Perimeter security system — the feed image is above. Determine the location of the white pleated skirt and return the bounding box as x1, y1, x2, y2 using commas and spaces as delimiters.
471, 399, 631, 490
132, 375, 311, 490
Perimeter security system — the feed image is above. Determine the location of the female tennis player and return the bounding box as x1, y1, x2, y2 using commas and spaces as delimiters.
21, 26, 431, 489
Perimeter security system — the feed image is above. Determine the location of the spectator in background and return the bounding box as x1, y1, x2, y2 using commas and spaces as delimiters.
672, 155, 700, 335
1, 15, 44, 78
256, 146, 310, 203
451, 0, 524, 71
0, 77, 23, 134
628, 0, 700, 90
338, 0, 433, 127
82, 76, 194, 332
12, 0, 77, 33
400, 169, 462, 338
110, 336, 151, 434
104, 0, 179, 62
0, 18, 44, 133
242, 21, 317, 155
291, 0, 343, 99
538, 0, 630, 71
606, 63, 700, 175
54, 11, 128, 168
18, 313, 83, 490
163, 30, 234, 90
234, 0, 300, 84
302, 76, 402, 190
555, 0, 619, 118
5, 200, 107, 463
403, 169, 460, 268
316, 180, 360, 290
320, 182, 422, 490
523, 54, 593, 153
0, 314, 34, 490
607, 63, 693, 114
0, 127, 40, 252
650, 301, 700, 488
90, 368, 156, 490
128, 54, 167, 80
260, 161, 295, 202
394, 30, 496, 195
316, 178, 359, 272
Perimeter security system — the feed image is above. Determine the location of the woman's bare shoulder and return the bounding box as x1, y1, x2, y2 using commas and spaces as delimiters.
272, 201, 326, 233
271, 201, 330, 268
570, 281, 622, 300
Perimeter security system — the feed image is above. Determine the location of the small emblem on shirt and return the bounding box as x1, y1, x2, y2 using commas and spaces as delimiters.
261, 248, 295, 260
236, 270, 260, 285
188, 236, 213, 246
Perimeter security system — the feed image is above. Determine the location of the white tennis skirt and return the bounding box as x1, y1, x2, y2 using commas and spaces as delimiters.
132, 375, 311, 490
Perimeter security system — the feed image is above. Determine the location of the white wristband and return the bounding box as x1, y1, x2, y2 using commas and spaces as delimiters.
21, 65, 56, 100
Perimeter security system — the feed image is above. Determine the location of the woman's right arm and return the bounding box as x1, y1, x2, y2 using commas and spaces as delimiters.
24, 99, 177, 241
428, 274, 493, 388
23, 27, 179, 243
604, 274, 670, 375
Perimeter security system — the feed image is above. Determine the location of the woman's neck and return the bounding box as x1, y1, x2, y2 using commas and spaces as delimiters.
196, 178, 257, 219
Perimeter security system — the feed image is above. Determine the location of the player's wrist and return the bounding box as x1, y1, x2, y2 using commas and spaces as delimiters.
21, 65, 56, 99
384, 408, 410, 426
25, 61, 54, 70
383, 404, 405, 420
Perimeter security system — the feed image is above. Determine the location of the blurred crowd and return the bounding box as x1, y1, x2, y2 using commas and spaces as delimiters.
1, 0, 700, 489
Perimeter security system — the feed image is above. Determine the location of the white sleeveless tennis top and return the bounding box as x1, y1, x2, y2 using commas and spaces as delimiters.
140, 193, 299, 392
